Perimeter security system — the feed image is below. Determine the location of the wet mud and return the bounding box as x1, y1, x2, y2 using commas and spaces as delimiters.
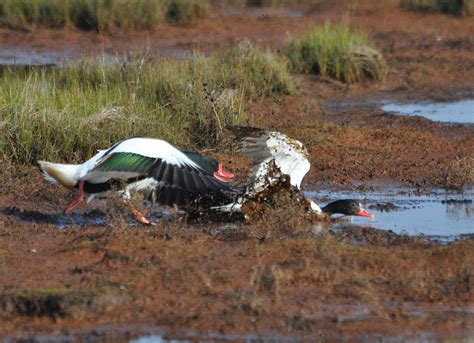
1, 0, 474, 341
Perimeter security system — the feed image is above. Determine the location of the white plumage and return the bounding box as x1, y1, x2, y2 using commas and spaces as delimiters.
214, 129, 322, 213
240, 130, 311, 192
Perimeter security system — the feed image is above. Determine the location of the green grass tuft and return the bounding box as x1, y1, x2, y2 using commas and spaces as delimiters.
0, 0, 213, 31
0, 44, 294, 164
286, 23, 386, 83
245, 0, 312, 6
399, 0, 474, 15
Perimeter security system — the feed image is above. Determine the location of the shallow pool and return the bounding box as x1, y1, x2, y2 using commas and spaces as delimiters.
306, 188, 474, 240
381, 99, 474, 124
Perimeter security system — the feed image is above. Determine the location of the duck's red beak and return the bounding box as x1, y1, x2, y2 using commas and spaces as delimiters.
357, 208, 375, 217
214, 163, 235, 181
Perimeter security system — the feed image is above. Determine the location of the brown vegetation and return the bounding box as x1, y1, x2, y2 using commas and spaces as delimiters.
0, 212, 472, 340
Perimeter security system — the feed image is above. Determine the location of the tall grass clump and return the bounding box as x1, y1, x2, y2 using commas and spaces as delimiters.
246, 0, 291, 5
399, 0, 474, 15
0, 0, 212, 31
165, 0, 209, 24
225, 41, 295, 96
286, 23, 386, 83
0, 44, 294, 164
245, 0, 313, 6
0, 0, 63, 28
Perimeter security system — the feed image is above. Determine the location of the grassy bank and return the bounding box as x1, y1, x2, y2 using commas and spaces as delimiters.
286, 23, 386, 83
399, 0, 474, 15
0, 44, 294, 164
0, 0, 209, 30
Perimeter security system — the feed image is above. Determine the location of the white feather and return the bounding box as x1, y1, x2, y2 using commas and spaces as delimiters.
38, 161, 81, 188
241, 131, 310, 191
78, 137, 204, 182
78, 149, 108, 179
211, 201, 242, 212
309, 200, 322, 213
265, 132, 310, 189
125, 177, 159, 192
104, 137, 200, 168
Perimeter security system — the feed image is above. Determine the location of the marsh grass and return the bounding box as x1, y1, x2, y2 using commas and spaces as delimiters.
286, 23, 386, 83
165, 0, 208, 24
231, 0, 318, 6
0, 44, 294, 164
0, 0, 211, 30
399, 0, 474, 15
245, 0, 303, 5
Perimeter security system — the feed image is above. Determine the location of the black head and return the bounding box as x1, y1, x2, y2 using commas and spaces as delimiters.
321, 199, 374, 217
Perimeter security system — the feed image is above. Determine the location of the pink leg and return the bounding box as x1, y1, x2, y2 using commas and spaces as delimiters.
129, 204, 152, 225
213, 163, 235, 180
64, 181, 85, 214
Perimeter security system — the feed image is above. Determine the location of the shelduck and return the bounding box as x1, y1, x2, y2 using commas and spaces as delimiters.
39, 137, 235, 224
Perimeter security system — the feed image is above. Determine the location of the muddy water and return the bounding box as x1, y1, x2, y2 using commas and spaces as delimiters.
0, 47, 194, 67
13, 329, 474, 343
133, 332, 295, 342
382, 99, 474, 124
0, 47, 77, 66
307, 188, 474, 241
132, 332, 473, 343
328, 98, 474, 124
13, 187, 473, 242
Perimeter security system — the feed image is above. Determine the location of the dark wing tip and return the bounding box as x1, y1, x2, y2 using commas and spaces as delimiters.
149, 184, 232, 208
149, 159, 237, 200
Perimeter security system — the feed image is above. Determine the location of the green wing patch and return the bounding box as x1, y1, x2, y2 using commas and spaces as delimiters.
95, 153, 156, 174
181, 150, 218, 174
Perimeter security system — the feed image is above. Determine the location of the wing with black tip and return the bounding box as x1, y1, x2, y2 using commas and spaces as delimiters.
239, 130, 310, 189
80, 137, 234, 207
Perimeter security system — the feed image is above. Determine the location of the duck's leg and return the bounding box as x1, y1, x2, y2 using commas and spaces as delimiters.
64, 181, 85, 214
121, 186, 154, 225
128, 203, 152, 225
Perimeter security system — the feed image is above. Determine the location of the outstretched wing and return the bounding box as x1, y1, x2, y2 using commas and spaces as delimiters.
239, 130, 310, 189
80, 137, 233, 206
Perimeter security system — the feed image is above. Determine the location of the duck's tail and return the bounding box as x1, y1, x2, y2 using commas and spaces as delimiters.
38, 161, 80, 189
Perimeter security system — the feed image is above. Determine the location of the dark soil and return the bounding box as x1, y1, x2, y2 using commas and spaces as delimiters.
1, 1, 473, 341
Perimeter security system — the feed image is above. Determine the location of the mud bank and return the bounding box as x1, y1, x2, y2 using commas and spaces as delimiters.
0, 209, 473, 341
